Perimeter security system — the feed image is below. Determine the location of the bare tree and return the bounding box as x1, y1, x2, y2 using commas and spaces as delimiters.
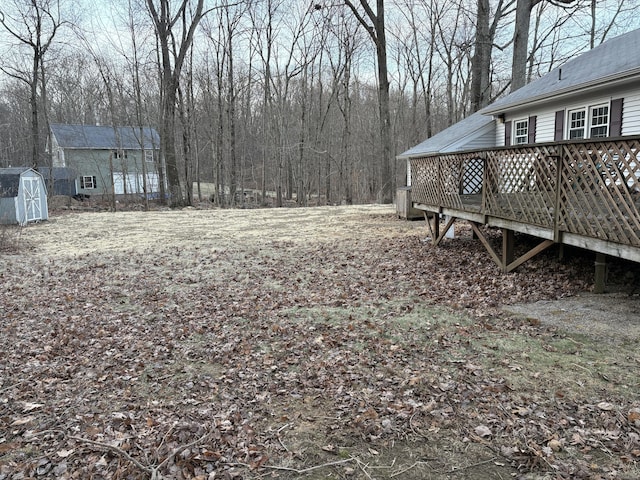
145, 0, 207, 206
343, 0, 393, 203
470, 0, 513, 111
0, 0, 66, 169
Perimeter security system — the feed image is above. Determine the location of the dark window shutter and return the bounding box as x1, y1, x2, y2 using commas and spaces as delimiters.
610, 98, 623, 137
554, 110, 564, 141
528, 115, 537, 143
504, 120, 512, 146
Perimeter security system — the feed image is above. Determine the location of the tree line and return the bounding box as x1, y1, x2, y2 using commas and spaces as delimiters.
0, 0, 635, 207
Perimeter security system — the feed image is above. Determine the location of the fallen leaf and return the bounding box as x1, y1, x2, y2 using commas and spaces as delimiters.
22, 402, 44, 412
474, 425, 492, 438
11, 416, 34, 426
628, 408, 640, 423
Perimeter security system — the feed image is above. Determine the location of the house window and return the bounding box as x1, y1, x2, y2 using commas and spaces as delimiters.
113, 150, 128, 159
514, 119, 529, 144
568, 109, 586, 139
589, 104, 609, 138
144, 150, 154, 163
80, 176, 96, 189
567, 103, 610, 139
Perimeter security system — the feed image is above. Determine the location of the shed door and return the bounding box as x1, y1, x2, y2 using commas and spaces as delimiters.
22, 177, 43, 222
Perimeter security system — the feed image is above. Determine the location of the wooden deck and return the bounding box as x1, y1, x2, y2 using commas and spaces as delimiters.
409, 137, 640, 281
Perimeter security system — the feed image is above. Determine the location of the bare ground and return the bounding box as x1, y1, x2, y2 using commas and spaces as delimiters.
1, 204, 639, 480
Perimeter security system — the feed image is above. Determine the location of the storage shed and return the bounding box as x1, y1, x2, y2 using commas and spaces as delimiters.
0, 168, 49, 225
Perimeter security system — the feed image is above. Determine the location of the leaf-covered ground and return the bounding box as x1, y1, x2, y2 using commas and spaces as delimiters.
1, 205, 639, 479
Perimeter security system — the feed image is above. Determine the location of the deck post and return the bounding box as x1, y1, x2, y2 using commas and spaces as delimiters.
502, 229, 515, 273
594, 253, 607, 294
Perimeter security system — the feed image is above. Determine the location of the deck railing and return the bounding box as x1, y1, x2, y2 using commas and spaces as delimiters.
410, 137, 640, 248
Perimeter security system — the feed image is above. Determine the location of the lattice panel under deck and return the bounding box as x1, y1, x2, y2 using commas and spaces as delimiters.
557, 140, 640, 246
484, 146, 559, 228
410, 157, 440, 206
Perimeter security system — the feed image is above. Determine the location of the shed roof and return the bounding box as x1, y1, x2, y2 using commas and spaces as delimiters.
484, 27, 640, 114
50, 124, 160, 150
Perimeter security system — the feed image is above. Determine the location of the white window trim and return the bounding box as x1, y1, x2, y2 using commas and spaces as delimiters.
566, 101, 610, 140
589, 103, 609, 138
144, 150, 154, 163
513, 118, 529, 145
81, 176, 96, 189
567, 108, 586, 140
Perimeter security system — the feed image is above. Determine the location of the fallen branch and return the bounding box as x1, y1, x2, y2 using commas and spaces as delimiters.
70, 431, 211, 480
70, 435, 151, 475
263, 458, 354, 474
152, 431, 211, 478
390, 461, 428, 478
443, 457, 497, 474
352, 456, 374, 480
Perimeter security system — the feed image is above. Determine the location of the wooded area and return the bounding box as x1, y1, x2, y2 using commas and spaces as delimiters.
0, 0, 636, 206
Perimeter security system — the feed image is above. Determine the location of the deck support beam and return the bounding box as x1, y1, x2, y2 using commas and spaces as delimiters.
469, 222, 554, 273
425, 213, 456, 247
594, 253, 607, 294
503, 229, 515, 270
424, 211, 439, 243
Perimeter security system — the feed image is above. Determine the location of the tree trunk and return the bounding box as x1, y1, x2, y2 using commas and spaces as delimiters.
471, 0, 491, 111
511, 0, 533, 92
345, 0, 393, 203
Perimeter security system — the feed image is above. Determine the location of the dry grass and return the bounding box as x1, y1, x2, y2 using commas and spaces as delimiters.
1, 205, 639, 479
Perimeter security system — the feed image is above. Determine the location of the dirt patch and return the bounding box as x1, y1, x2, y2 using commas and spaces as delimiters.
504, 292, 640, 345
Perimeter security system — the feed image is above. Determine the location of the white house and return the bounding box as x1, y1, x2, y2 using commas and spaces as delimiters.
399, 28, 640, 282
399, 27, 640, 171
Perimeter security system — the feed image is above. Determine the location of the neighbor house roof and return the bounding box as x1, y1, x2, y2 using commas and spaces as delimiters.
50, 124, 160, 150
484, 27, 640, 114
398, 111, 495, 159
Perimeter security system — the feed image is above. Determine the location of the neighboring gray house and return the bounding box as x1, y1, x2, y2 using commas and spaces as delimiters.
399, 27, 640, 174
0, 168, 48, 225
47, 124, 162, 198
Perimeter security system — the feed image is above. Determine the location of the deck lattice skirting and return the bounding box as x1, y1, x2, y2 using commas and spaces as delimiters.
410, 137, 640, 275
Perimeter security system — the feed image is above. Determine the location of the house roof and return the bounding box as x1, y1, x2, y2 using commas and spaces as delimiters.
484, 27, 640, 114
50, 124, 160, 150
398, 111, 495, 159
399, 28, 640, 158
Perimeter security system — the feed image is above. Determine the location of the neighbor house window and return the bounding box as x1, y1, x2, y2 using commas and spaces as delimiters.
144, 150, 154, 163
514, 119, 529, 144
568, 109, 586, 139
589, 104, 609, 138
81, 176, 96, 189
